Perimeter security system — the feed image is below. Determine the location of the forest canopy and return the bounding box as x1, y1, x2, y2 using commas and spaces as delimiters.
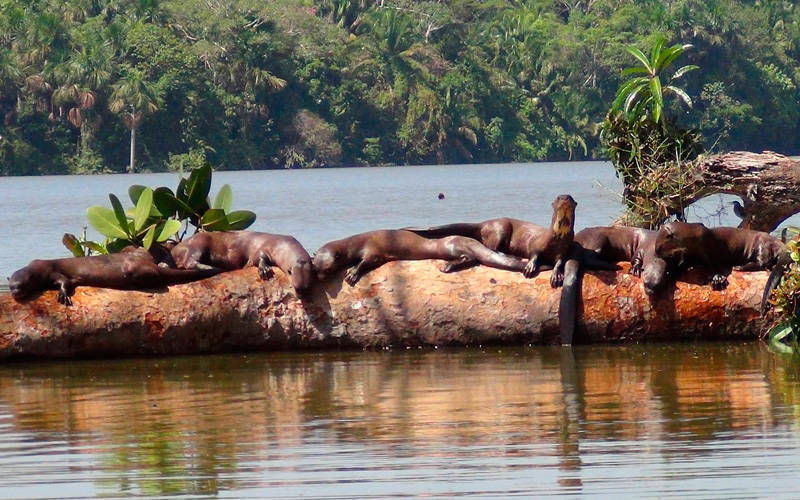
0, 0, 798, 174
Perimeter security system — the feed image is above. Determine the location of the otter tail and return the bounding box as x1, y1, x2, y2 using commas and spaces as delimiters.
403, 223, 483, 240
158, 266, 226, 285
559, 250, 584, 346
761, 251, 792, 315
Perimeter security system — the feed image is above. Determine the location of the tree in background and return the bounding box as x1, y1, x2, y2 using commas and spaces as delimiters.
602, 35, 702, 227
109, 68, 161, 173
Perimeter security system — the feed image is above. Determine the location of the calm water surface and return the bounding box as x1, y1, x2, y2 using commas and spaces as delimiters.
0, 343, 799, 498
0, 161, 742, 278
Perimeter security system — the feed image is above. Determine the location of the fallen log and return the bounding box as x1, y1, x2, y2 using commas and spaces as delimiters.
0, 261, 769, 360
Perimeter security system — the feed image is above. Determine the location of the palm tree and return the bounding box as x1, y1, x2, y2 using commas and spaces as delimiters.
612, 35, 698, 124
109, 69, 161, 173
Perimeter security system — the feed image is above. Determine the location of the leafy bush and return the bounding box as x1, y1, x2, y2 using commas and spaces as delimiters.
766, 231, 800, 353
603, 35, 703, 227
64, 164, 256, 256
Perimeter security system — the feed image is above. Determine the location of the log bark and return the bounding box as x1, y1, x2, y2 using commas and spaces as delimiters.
0, 261, 770, 360
682, 151, 800, 232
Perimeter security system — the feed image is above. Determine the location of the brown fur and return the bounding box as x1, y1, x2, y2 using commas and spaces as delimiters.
8, 246, 222, 305
313, 229, 533, 286
404, 194, 577, 288
655, 222, 782, 290
171, 231, 314, 292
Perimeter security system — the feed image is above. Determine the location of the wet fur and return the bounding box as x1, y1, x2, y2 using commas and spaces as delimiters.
313, 229, 535, 286
8, 247, 222, 306
655, 222, 782, 291
559, 226, 668, 345
405, 194, 578, 288
171, 230, 314, 292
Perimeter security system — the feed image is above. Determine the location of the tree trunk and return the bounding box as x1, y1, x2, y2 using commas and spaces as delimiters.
634, 151, 800, 232
0, 261, 769, 360
128, 123, 136, 174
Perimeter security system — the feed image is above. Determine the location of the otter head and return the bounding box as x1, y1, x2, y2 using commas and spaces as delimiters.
641, 257, 669, 296
655, 221, 707, 266
312, 245, 343, 281
289, 259, 315, 292
551, 194, 577, 237
8, 263, 46, 301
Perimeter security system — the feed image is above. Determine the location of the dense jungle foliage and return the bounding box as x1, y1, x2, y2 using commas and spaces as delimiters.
1, 0, 798, 174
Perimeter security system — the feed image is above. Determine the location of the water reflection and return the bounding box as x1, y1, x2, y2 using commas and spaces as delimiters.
0, 343, 798, 497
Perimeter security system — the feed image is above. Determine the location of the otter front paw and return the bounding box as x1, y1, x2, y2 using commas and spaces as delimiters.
258, 264, 274, 281
629, 260, 643, 277
344, 268, 360, 286
523, 260, 539, 279
711, 274, 728, 290
439, 262, 456, 273
550, 270, 564, 288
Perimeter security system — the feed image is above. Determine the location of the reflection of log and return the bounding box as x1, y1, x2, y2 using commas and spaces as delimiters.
684, 151, 800, 231
0, 262, 769, 360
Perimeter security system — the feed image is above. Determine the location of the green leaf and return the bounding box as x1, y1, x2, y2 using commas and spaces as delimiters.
201, 208, 230, 231
225, 210, 257, 230
671, 64, 699, 80
622, 83, 647, 113
87, 206, 130, 239
142, 224, 156, 250
129, 185, 146, 205
134, 188, 153, 232
186, 164, 212, 211
650, 76, 663, 122
625, 46, 653, 74
664, 85, 693, 108
106, 238, 133, 254
791, 251, 799, 262
109, 193, 131, 237
153, 187, 178, 217
155, 219, 182, 242
769, 321, 794, 343
621, 67, 650, 76
81, 241, 108, 255
213, 184, 233, 212
62, 233, 85, 257
649, 35, 664, 68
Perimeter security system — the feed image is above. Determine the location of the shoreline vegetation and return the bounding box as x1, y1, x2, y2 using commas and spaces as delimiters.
1, 0, 799, 175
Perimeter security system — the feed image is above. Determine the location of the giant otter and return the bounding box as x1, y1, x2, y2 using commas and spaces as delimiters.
559, 226, 669, 345
313, 230, 537, 286
655, 222, 782, 291
405, 194, 578, 288
8, 246, 223, 306
170, 231, 314, 293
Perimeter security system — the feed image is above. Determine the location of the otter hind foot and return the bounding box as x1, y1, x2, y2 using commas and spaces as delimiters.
258, 264, 274, 281
711, 273, 729, 291
57, 290, 73, 306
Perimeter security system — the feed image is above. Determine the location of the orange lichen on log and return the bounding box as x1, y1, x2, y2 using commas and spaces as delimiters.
0, 261, 769, 359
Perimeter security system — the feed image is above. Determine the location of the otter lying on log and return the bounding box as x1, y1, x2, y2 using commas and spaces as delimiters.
559, 226, 669, 345
171, 231, 314, 293
8, 246, 223, 306
654, 222, 782, 290
312, 229, 534, 286
0, 262, 770, 359
405, 194, 579, 287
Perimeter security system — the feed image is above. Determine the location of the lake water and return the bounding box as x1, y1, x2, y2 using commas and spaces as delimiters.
0, 161, 743, 278
0, 162, 790, 497
1, 343, 800, 498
